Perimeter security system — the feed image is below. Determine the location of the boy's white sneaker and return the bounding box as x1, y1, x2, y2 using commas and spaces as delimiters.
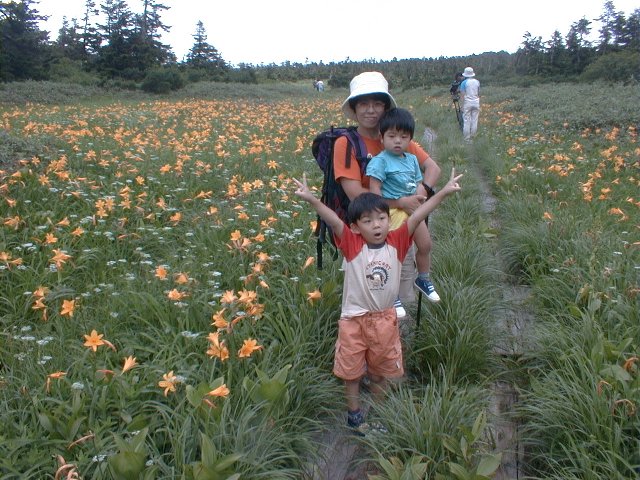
394, 299, 407, 318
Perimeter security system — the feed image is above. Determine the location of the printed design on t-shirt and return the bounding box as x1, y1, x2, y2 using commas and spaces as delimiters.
365, 260, 391, 290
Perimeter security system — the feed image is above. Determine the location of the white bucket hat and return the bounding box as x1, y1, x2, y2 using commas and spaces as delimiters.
341, 71, 397, 121
462, 67, 475, 78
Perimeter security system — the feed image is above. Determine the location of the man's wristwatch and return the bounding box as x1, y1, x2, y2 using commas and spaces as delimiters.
422, 182, 436, 198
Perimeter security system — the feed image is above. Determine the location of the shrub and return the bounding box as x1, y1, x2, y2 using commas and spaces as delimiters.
141, 69, 185, 94
581, 50, 640, 84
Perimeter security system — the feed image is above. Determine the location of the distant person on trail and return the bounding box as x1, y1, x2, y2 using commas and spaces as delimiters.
366, 107, 441, 303
333, 71, 441, 317
313, 79, 325, 92
459, 67, 480, 142
292, 169, 463, 435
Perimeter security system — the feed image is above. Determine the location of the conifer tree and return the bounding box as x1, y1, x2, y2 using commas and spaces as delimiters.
186, 20, 227, 74
0, 0, 50, 81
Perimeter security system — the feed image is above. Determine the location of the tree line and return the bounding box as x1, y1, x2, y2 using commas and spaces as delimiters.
0, 0, 638, 92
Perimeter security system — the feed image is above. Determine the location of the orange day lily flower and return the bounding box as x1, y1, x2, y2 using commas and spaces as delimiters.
237, 289, 257, 305
155, 265, 168, 279
206, 331, 230, 361
32, 297, 48, 321
60, 299, 75, 317
211, 309, 228, 329
83, 329, 105, 352
206, 384, 230, 398
307, 289, 322, 303
34, 286, 49, 298
302, 256, 315, 270
50, 249, 72, 269
3, 215, 21, 230
122, 356, 137, 373
623, 356, 638, 372
221, 290, 237, 304
44, 232, 58, 244
238, 338, 262, 358
46, 371, 66, 393
167, 289, 188, 301
158, 371, 178, 396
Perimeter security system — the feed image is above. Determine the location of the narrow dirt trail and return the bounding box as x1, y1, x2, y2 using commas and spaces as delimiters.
470, 143, 530, 480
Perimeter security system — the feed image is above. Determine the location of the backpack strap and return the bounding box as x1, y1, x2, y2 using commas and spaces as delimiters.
342, 127, 368, 173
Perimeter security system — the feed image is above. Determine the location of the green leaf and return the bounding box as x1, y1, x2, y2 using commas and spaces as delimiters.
272, 364, 292, 384
567, 304, 582, 318
199, 432, 218, 467
186, 383, 208, 408
192, 463, 221, 480
600, 364, 632, 383
448, 461, 471, 480
108, 451, 146, 480
36, 413, 53, 434
442, 434, 460, 455
214, 453, 242, 472
129, 427, 148, 452
476, 453, 502, 476
471, 410, 486, 439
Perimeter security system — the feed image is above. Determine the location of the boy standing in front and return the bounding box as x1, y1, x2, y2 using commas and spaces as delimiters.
293, 168, 462, 434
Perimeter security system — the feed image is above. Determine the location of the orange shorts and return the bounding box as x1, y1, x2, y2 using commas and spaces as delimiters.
333, 308, 404, 381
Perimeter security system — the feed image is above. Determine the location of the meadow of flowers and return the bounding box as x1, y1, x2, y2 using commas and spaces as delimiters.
0, 80, 638, 479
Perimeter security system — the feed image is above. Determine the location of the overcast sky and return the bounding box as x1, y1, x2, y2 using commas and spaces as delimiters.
37, 0, 639, 66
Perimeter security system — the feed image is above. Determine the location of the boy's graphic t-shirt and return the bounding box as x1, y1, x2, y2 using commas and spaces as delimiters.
334, 223, 412, 317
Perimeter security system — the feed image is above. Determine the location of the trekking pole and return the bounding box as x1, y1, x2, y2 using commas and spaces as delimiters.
416, 291, 423, 328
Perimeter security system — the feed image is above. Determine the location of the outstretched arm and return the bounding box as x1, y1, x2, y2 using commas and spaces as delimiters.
407, 167, 463, 235
293, 174, 345, 238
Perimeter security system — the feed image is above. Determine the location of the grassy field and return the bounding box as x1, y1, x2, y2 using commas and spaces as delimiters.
0, 79, 638, 479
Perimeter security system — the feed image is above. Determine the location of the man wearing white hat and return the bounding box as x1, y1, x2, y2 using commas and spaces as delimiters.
459, 67, 480, 142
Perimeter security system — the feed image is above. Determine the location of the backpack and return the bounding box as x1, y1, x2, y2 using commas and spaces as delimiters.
311, 126, 369, 269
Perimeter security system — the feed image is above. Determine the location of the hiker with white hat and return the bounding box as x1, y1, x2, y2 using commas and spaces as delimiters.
334, 71, 441, 316
459, 66, 481, 142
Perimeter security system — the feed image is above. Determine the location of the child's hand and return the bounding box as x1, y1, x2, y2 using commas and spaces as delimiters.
441, 167, 463, 195
292, 173, 316, 203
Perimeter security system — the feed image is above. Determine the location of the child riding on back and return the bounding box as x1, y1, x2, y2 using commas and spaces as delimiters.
366, 108, 440, 303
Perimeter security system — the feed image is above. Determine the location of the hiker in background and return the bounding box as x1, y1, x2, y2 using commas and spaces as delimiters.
367, 108, 441, 303
459, 67, 480, 142
292, 169, 463, 435
316, 79, 324, 92
333, 71, 441, 317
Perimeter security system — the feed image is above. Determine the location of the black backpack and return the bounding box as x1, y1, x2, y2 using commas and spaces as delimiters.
311, 126, 369, 269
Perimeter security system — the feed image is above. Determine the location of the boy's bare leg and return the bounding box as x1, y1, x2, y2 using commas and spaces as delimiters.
367, 373, 388, 403
413, 221, 432, 274
345, 378, 361, 412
